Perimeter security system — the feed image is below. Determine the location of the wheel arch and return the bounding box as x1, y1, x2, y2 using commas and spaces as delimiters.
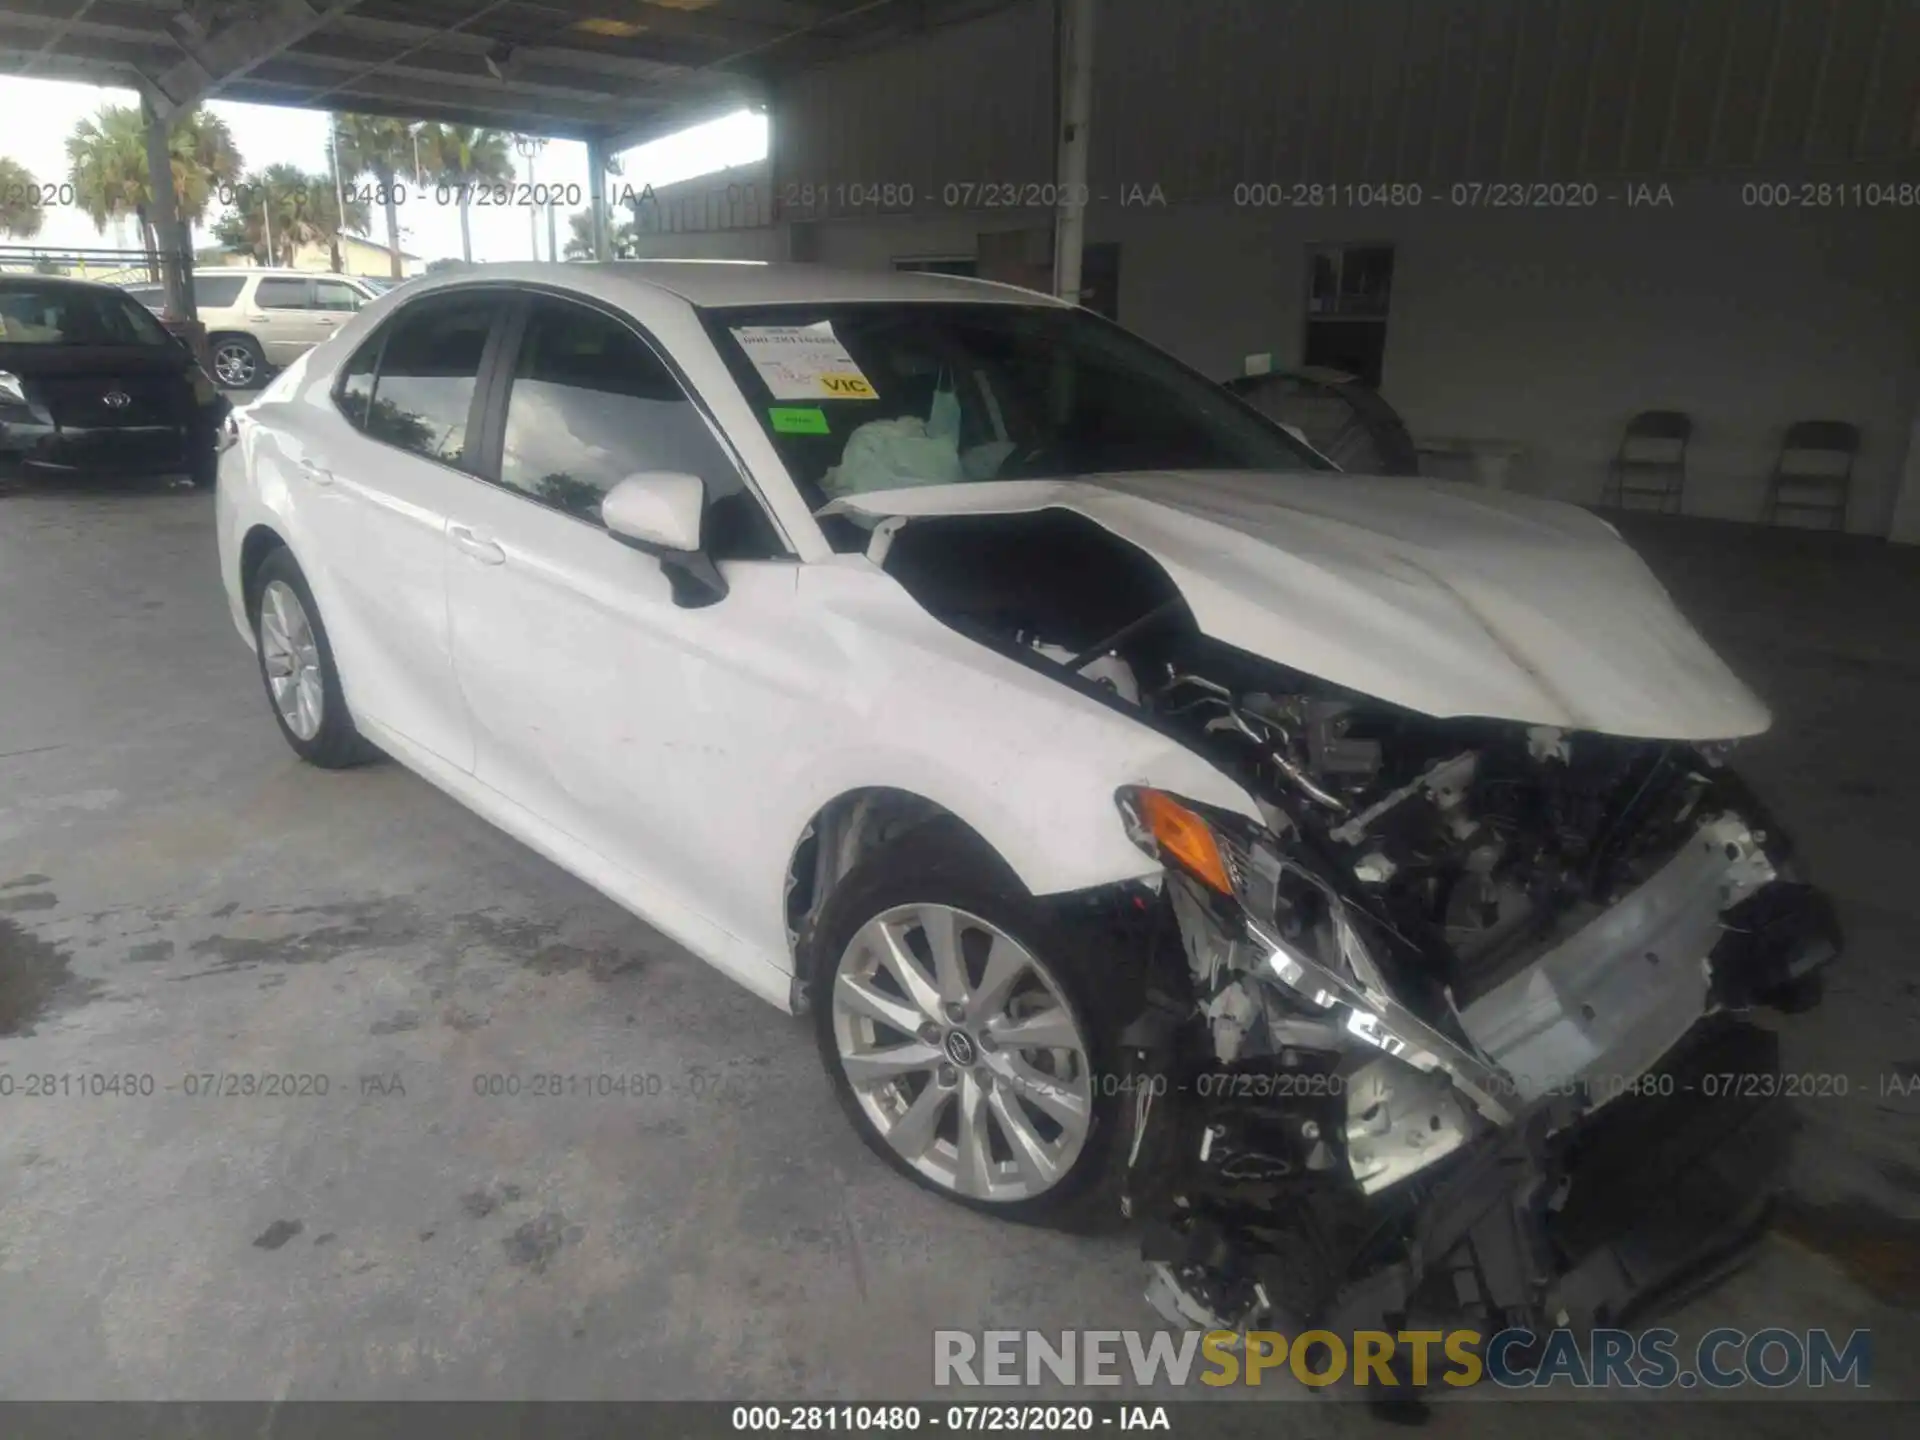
783, 787, 1010, 991
239, 522, 289, 609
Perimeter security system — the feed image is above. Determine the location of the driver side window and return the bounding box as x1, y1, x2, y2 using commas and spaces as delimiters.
313, 280, 363, 313
498, 298, 784, 559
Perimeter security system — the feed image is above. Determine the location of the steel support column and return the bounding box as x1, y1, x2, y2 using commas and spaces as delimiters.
1051, 0, 1096, 303
588, 135, 612, 261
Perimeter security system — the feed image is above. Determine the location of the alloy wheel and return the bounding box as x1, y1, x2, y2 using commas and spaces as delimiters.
214, 343, 256, 387
831, 903, 1093, 1202
259, 579, 324, 740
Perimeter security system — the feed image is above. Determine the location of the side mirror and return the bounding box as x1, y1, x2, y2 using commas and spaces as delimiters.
601, 471, 729, 608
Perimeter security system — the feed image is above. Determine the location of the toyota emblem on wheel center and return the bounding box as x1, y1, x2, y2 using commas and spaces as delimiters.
102, 390, 131, 408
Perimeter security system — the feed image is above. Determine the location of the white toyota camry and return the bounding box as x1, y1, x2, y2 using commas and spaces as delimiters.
217, 261, 1838, 1341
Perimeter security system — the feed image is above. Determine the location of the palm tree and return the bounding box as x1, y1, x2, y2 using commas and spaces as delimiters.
66, 105, 241, 255
308, 167, 371, 272
417, 123, 512, 263
562, 207, 638, 260
0, 157, 46, 239
213, 165, 366, 267
212, 165, 299, 265
333, 113, 414, 279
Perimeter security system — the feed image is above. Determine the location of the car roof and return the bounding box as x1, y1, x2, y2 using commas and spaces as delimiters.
405, 260, 1064, 311
0, 273, 127, 293
191, 268, 354, 278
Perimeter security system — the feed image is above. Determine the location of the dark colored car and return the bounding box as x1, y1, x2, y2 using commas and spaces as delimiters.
0, 275, 229, 487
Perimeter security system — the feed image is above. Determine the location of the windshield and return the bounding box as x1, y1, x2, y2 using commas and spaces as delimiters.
702, 302, 1327, 515
0, 283, 174, 347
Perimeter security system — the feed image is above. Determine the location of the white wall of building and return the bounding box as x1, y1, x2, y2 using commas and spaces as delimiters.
659, 0, 1920, 532
776, 186, 1916, 529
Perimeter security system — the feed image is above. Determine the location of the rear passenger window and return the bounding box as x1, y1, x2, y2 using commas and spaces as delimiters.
255, 278, 308, 310
499, 297, 782, 557
364, 294, 496, 468
193, 274, 246, 308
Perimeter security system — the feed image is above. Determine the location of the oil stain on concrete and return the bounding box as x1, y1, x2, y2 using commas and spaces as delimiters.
461, 1184, 524, 1219
503, 1212, 582, 1274
167, 898, 654, 988
0, 916, 98, 1037
1778, 1198, 1920, 1310
252, 1219, 305, 1251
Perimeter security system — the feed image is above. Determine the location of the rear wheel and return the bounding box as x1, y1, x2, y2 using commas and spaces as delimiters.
211, 334, 264, 390
808, 821, 1129, 1228
248, 548, 377, 768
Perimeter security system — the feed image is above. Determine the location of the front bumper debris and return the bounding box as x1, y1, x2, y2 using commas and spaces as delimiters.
1125, 803, 1842, 1352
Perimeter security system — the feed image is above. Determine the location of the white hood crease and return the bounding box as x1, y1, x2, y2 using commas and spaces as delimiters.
823, 471, 1771, 741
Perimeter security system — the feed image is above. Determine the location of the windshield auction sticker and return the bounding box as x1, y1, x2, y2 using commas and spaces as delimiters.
731, 322, 879, 400
769, 406, 832, 434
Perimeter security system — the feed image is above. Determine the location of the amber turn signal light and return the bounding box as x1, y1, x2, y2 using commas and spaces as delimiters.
1122, 787, 1235, 897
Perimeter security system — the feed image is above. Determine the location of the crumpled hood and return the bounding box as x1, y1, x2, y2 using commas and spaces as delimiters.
822, 471, 1770, 740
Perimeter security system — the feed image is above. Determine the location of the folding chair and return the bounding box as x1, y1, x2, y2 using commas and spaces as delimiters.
1603, 410, 1691, 512
1764, 420, 1858, 530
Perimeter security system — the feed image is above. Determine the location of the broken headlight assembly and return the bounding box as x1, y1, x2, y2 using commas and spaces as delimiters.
1116, 786, 1517, 1169
1121, 791, 1505, 1113
1111, 743, 1836, 1339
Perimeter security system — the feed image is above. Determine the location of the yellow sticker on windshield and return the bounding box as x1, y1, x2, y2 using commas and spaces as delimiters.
818, 372, 877, 400
729, 322, 881, 401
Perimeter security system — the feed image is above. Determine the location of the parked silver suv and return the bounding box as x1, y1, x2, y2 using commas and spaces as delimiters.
123, 269, 380, 389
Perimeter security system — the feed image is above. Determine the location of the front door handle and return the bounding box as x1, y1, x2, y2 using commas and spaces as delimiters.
450, 525, 505, 565
299, 458, 334, 486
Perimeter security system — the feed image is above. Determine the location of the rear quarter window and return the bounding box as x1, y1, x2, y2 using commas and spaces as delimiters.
192, 274, 247, 309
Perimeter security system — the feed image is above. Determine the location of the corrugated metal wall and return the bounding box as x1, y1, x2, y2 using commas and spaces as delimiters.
629, 163, 776, 234
1094, 0, 1920, 194
771, 0, 1920, 210
770, 0, 1055, 213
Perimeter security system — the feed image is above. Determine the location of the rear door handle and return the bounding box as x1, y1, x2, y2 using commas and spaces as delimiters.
450, 525, 505, 566
299, 458, 334, 486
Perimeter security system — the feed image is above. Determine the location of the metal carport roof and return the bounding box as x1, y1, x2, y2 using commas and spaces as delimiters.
0, 0, 1022, 147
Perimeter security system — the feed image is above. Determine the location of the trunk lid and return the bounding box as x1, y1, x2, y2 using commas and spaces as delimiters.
0, 345, 190, 429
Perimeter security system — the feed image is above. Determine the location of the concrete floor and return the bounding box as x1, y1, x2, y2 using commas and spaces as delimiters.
0, 478, 1915, 1422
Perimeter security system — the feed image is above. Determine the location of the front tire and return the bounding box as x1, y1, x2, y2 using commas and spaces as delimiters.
248, 548, 377, 768
807, 821, 1130, 1229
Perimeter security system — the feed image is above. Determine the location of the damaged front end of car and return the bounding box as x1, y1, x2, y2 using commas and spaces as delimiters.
1107, 725, 1840, 1350
843, 486, 1842, 1351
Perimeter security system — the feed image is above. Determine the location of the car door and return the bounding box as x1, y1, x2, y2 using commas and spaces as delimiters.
444, 292, 829, 941
293, 287, 512, 772
249, 276, 325, 364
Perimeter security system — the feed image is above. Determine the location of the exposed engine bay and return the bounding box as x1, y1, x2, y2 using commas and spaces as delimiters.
877, 509, 1842, 1358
